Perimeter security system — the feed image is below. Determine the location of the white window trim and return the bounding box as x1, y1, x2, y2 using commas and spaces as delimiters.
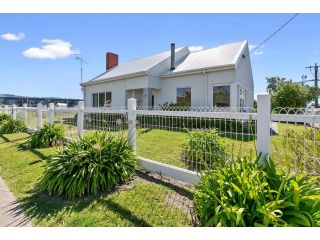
211, 84, 231, 107
176, 86, 192, 105
92, 91, 112, 107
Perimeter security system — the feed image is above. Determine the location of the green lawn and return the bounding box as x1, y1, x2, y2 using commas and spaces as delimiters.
0, 133, 192, 227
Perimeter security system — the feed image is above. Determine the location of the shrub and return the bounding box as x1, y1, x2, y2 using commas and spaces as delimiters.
181, 129, 230, 169
137, 115, 255, 135
0, 113, 10, 124
194, 155, 320, 227
23, 124, 65, 149
283, 128, 320, 176
0, 119, 26, 134
38, 132, 137, 199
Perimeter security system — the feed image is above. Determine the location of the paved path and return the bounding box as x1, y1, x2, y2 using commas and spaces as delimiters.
0, 177, 32, 227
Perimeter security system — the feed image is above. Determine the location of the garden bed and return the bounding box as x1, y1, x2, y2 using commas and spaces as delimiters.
0, 133, 194, 227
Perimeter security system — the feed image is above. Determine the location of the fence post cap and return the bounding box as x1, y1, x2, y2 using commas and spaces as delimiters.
78, 101, 84, 109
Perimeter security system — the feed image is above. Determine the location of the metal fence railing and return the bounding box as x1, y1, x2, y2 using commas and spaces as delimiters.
5, 94, 320, 179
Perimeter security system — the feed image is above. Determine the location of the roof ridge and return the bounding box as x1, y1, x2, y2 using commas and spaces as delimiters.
124, 46, 186, 63
188, 40, 247, 54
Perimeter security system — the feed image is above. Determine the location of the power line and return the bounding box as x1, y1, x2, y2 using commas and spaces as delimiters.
243, 13, 300, 58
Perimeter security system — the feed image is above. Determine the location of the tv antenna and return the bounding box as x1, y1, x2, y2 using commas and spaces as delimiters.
75, 55, 88, 83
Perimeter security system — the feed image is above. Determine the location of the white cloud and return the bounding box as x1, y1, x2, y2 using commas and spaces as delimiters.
1, 32, 25, 41
22, 39, 80, 59
249, 44, 264, 55
189, 45, 204, 52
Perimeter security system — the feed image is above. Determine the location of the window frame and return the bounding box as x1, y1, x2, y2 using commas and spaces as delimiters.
212, 84, 231, 107
239, 87, 246, 108
176, 87, 192, 106
93, 91, 112, 107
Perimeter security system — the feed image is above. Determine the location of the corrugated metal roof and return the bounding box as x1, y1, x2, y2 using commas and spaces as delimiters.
89, 47, 185, 82
85, 40, 247, 84
165, 40, 247, 75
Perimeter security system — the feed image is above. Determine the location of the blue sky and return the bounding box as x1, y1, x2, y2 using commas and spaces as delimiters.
1, 13, 320, 99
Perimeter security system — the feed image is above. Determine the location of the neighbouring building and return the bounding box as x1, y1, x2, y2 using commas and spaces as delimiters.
81, 40, 254, 108
0, 94, 82, 107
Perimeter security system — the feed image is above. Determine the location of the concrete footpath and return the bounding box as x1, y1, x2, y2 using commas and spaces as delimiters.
0, 177, 32, 227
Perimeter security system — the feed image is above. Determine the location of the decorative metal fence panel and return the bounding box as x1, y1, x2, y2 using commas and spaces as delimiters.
5, 95, 320, 178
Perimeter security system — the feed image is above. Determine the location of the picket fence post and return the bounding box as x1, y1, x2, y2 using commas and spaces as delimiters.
128, 98, 137, 153
23, 103, 28, 123
257, 93, 271, 162
37, 103, 43, 129
77, 101, 84, 138
48, 102, 55, 124
12, 104, 17, 120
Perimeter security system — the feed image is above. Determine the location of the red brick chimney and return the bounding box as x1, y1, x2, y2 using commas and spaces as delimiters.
106, 52, 118, 70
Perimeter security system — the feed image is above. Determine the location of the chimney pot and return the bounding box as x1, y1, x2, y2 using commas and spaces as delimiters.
106, 52, 118, 71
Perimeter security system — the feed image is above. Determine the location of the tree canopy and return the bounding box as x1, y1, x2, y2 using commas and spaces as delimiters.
266, 76, 320, 109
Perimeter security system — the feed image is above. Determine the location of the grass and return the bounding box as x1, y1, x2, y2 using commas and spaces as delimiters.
0, 133, 192, 226
18, 112, 310, 171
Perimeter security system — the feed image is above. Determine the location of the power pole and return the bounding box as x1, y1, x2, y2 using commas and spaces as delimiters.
305, 63, 319, 108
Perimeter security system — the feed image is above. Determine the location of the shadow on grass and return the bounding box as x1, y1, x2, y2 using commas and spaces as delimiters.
15, 187, 152, 226
17, 143, 52, 161
14, 191, 71, 225
0, 134, 29, 144
136, 170, 193, 200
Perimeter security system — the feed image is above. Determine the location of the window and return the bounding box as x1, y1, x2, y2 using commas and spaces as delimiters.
105, 92, 112, 107
93, 92, 112, 107
177, 87, 191, 106
98, 93, 105, 107
213, 85, 230, 107
93, 94, 98, 107
239, 88, 246, 108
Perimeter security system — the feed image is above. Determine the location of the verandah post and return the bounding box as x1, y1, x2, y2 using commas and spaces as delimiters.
12, 104, 17, 120
128, 98, 137, 153
257, 93, 271, 162
77, 101, 84, 138
48, 102, 55, 124
37, 103, 43, 129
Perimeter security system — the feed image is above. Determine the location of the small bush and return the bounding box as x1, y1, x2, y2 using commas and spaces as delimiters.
194, 155, 320, 227
0, 114, 10, 124
0, 119, 26, 134
24, 124, 65, 149
181, 129, 230, 169
38, 132, 137, 199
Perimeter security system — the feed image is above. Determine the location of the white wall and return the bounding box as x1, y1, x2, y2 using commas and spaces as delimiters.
83, 75, 148, 107
234, 44, 254, 107
158, 69, 236, 107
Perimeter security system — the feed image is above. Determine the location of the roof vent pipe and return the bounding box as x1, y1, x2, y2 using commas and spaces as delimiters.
170, 43, 175, 70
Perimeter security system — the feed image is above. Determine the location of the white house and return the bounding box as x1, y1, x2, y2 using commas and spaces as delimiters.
81, 40, 254, 108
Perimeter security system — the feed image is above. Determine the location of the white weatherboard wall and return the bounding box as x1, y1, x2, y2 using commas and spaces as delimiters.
234, 44, 254, 107
84, 75, 148, 106
159, 69, 237, 107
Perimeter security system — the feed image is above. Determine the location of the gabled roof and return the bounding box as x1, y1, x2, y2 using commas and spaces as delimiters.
82, 40, 248, 85
163, 40, 247, 76
85, 47, 186, 84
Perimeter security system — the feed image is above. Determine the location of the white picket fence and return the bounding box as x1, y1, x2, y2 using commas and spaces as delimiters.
2, 93, 320, 184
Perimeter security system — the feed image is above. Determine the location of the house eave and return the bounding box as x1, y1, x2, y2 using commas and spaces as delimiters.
161, 64, 235, 78
80, 71, 146, 86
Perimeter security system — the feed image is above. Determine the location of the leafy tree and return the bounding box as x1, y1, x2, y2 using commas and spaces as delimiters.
270, 80, 320, 109
266, 76, 286, 94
